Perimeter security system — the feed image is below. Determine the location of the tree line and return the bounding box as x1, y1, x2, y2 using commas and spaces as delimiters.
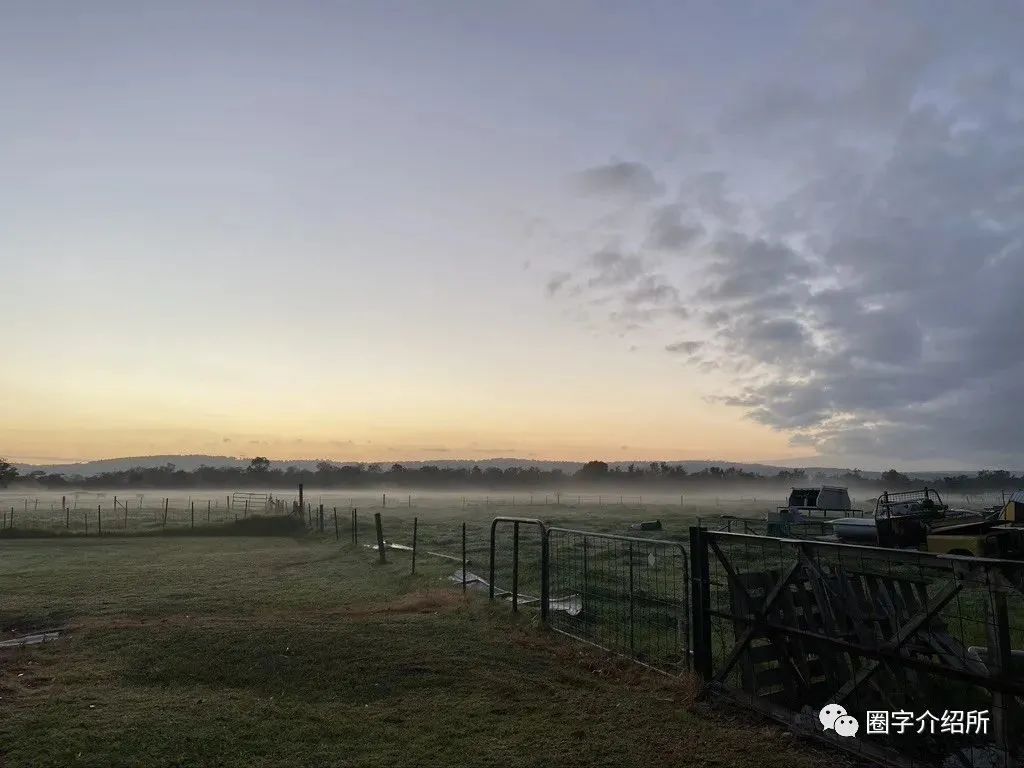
1, 457, 1021, 494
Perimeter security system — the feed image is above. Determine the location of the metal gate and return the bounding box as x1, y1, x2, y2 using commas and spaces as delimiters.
487, 518, 689, 676
690, 527, 1024, 767
547, 528, 689, 675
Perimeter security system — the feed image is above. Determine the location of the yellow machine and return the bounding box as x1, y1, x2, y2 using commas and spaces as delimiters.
925, 497, 1024, 558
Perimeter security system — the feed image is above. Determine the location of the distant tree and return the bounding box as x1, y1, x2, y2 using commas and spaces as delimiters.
576, 461, 609, 481
0, 458, 18, 488
880, 468, 911, 488
248, 457, 271, 474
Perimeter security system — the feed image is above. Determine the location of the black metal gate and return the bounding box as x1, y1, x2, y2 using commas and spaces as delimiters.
547, 527, 689, 675
487, 519, 689, 676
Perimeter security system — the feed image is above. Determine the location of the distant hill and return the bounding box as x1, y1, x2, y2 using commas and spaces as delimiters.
9, 454, 980, 479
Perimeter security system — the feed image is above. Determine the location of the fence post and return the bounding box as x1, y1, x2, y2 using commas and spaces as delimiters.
191, 501, 195, 529
628, 541, 635, 654
511, 521, 520, 612
163, 498, 168, 527
411, 517, 418, 574
319, 504, 324, 533
65, 502, 69, 529
351, 508, 358, 546
374, 512, 386, 563
986, 587, 1014, 751
298, 483, 303, 512
689, 526, 712, 682
488, 521, 496, 599
540, 525, 549, 623
462, 522, 467, 593
124, 501, 129, 530
382, 493, 386, 508
207, 500, 211, 522
97, 505, 102, 536
333, 508, 339, 540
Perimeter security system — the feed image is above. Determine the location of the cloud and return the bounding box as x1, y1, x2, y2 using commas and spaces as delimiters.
572, 161, 662, 201
646, 204, 704, 251
546, 271, 570, 295
587, 249, 645, 287
546, 6, 1024, 465
666, 341, 702, 355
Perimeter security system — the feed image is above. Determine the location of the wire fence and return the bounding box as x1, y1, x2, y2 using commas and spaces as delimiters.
0, 493, 295, 534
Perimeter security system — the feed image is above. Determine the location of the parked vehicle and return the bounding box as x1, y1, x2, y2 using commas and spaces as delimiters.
834, 487, 1008, 550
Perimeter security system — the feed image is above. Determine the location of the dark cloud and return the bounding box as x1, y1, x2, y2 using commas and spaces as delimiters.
666, 340, 702, 355
546, 271, 570, 295
624, 275, 679, 305
572, 161, 662, 201
547, 8, 1024, 465
587, 249, 645, 287
646, 204, 704, 251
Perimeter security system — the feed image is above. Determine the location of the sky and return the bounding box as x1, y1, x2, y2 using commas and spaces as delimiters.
3, 2, 1024, 469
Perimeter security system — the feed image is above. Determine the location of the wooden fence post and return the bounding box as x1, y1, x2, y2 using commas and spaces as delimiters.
333, 508, 339, 540
411, 517, 418, 574
97, 505, 102, 536
374, 512, 386, 563
191, 501, 195, 529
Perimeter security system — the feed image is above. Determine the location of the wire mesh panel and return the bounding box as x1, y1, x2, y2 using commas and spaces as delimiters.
692, 529, 1024, 767
548, 527, 689, 675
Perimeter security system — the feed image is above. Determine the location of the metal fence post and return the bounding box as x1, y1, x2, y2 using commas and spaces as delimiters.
511, 521, 520, 612
689, 526, 712, 682
628, 541, 635, 654
488, 520, 497, 600
540, 526, 549, 623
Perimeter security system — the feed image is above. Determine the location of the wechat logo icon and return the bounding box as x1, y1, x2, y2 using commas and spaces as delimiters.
820, 704, 859, 738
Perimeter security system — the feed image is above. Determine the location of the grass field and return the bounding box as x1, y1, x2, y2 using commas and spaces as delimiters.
0, 531, 836, 768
